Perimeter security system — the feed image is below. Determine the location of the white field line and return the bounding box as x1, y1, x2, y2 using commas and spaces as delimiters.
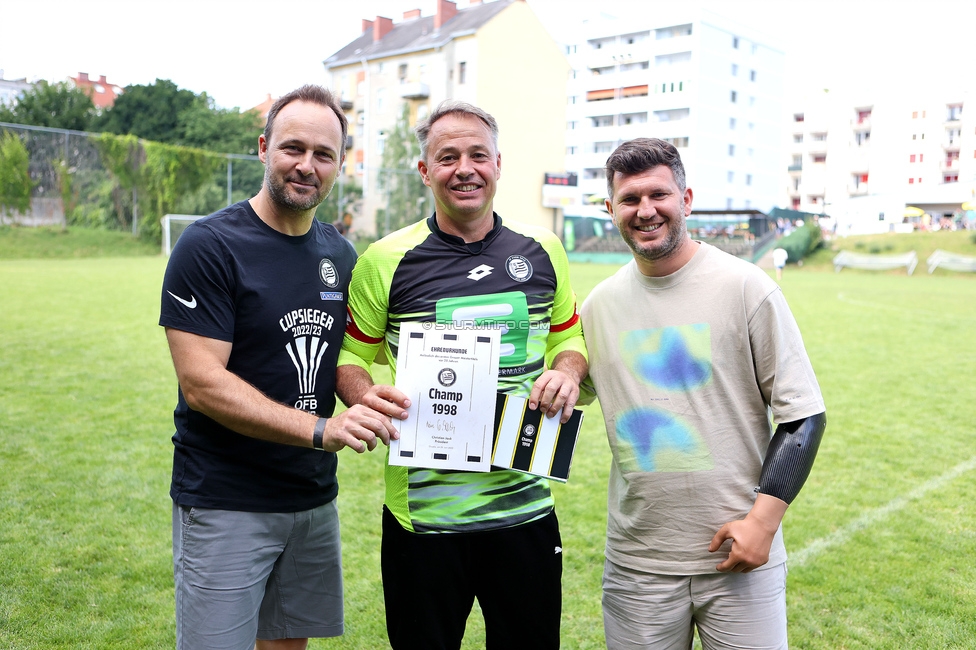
835, 292, 946, 320
790, 455, 976, 568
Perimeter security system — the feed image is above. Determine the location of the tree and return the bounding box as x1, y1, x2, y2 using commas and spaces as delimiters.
0, 131, 34, 217
0, 81, 96, 131
376, 103, 431, 235
180, 94, 263, 155
94, 79, 198, 144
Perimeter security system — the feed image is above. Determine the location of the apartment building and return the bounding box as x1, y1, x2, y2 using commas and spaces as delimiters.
69, 72, 123, 109
0, 71, 32, 107
323, 0, 568, 237
563, 8, 785, 214
786, 89, 975, 234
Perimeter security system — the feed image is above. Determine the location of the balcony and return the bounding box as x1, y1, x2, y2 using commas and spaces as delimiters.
398, 82, 429, 99
941, 158, 960, 172
851, 117, 871, 131
848, 182, 869, 196
943, 137, 961, 151
788, 163, 802, 172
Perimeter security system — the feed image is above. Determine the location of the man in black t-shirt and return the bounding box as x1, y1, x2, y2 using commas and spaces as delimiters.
159, 85, 404, 650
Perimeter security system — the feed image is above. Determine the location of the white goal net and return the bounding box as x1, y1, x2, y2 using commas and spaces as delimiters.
162, 214, 205, 256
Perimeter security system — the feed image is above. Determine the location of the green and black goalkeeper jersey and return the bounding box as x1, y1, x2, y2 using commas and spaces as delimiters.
339, 214, 586, 533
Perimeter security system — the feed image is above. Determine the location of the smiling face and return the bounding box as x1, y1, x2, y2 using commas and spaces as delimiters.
258, 100, 343, 216
606, 164, 695, 276
417, 113, 501, 240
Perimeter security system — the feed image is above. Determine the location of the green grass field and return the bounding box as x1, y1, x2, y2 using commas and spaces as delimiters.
1, 229, 974, 648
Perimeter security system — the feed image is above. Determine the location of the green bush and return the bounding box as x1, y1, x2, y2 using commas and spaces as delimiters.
777, 220, 824, 263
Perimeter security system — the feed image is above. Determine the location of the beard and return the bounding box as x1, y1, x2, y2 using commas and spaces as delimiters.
619, 198, 687, 263
265, 167, 331, 213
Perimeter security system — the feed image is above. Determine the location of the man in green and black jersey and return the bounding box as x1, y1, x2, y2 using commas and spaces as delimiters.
336, 101, 588, 649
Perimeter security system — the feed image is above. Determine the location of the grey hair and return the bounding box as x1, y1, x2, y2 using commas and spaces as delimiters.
415, 100, 499, 162
605, 138, 686, 198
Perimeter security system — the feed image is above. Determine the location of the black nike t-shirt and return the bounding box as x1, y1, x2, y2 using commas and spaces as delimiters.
159, 201, 356, 512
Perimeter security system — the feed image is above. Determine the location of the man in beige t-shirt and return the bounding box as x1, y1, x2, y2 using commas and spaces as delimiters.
581, 138, 826, 650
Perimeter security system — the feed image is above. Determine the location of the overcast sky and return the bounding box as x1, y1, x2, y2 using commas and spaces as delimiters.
1, 0, 973, 111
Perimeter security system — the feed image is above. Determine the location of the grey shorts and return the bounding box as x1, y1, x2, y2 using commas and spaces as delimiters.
173, 500, 343, 648
603, 558, 788, 650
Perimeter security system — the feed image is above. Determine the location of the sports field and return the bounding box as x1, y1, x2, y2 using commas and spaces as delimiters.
1, 233, 974, 649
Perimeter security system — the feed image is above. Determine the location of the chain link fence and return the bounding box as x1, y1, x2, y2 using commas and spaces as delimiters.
0, 122, 263, 236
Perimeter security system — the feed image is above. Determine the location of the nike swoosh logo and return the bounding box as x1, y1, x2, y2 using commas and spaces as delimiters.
167, 291, 197, 309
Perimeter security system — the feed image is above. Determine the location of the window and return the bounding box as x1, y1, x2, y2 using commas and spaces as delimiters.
458, 62, 467, 84
732, 36, 739, 48
567, 120, 578, 130
855, 131, 870, 146
944, 173, 959, 183
398, 63, 407, 83
376, 130, 387, 155
593, 141, 614, 154
745, 174, 752, 186
655, 24, 692, 39
794, 113, 804, 122
792, 155, 802, 166
912, 134, 917, 140
921, 153, 925, 162
947, 103, 963, 121
730, 117, 737, 129
592, 115, 613, 127
732, 63, 739, 76
664, 136, 690, 147
727, 171, 734, 182
750, 70, 756, 82
731, 90, 737, 103
653, 108, 690, 122
376, 87, 386, 112
566, 146, 577, 155
910, 154, 916, 162
909, 178, 914, 184
727, 198, 734, 209
793, 134, 803, 143
912, 111, 918, 119
729, 144, 735, 156
856, 109, 872, 123
812, 132, 827, 141
812, 154, 826, 163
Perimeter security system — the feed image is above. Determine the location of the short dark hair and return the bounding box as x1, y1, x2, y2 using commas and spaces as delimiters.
415, 100, 499, 162
264, 85, 348, 159
605, 138, 686, 198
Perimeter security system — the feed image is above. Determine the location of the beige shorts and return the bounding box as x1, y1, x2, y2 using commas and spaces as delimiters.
603, 558, 788, 650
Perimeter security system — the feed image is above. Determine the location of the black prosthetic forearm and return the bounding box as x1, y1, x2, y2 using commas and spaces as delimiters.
757, 412, 827, 504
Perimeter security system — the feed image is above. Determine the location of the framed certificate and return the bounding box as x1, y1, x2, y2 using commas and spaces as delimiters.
391, 323, 501, 472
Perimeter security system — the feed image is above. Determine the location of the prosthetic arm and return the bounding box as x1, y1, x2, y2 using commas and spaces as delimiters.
757, 412, 827, 504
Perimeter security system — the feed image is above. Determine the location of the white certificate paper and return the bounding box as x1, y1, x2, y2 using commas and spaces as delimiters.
391, 322, 501, 472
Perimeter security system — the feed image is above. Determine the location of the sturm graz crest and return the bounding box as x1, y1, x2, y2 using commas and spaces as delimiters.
319, 258, 339, 288
505, 255, 533, 282
438, 368, 457, 387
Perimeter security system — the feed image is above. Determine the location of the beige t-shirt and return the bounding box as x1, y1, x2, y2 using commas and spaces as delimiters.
581, 243, 824, 575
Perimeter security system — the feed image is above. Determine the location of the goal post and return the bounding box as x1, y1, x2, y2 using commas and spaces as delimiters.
162, 214, 205, 256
